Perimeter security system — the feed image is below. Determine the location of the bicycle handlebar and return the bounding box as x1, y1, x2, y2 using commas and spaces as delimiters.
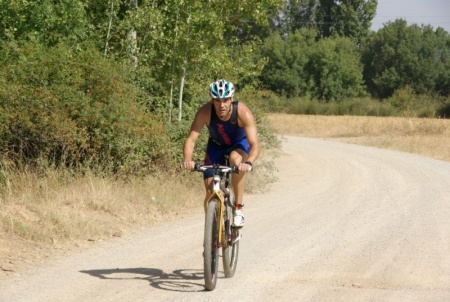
180, 162, 252, 173
193, 163, 240, 174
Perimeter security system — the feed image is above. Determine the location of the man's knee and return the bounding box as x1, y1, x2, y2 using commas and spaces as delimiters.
229, 149, 248, 165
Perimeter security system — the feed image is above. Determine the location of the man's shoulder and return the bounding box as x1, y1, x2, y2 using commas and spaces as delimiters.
236, 101, 252, 115
197, 102, 212, 113
235, 101, 255, 126
194, 102, 212, 123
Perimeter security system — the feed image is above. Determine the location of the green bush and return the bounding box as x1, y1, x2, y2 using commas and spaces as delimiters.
0, 39, 170, 174
252, 90, 399, 117
386, 86, 449, 118
437, 101, 450, 118
304, 36, 365, 101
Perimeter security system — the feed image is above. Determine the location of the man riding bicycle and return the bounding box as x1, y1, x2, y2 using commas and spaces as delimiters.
183, 79, 260, 228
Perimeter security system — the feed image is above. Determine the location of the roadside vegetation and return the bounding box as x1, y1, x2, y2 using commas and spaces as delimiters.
0, 0, 449, 273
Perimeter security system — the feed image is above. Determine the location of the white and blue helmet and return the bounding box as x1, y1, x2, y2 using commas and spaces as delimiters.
209, 79, 235, 99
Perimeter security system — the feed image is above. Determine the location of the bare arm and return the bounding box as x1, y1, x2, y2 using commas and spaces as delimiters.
238, 102, 260, 169
183, 103, 210, 169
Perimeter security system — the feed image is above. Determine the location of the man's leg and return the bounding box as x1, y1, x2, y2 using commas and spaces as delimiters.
229, 148, 248, 207
229, 149, 248, 227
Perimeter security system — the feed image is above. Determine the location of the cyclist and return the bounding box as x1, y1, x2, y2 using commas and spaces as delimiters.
183, 79, 260, 228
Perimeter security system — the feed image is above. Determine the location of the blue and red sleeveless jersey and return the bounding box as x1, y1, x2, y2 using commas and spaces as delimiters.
207, 101, 246, 146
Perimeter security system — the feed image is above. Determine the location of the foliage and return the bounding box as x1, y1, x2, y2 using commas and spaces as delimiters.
0, 0, 286, 115
258, 29, 364, 100
96, 0, 285, 110
0, 39, 170, 174
0, 0, 90, 45
304, 36, 365, 100
252, 88, 450, 118
362, 20, 450, 98
259, 94, 396, 116
270, 0, 377, 45
385, 86, 449, 118
0, 0, 287, 176
167, 119, 209, 165
438, 101, 450, 118
270, 0, 318, 36
258, 28, 317, 97
316, 0, 377, 45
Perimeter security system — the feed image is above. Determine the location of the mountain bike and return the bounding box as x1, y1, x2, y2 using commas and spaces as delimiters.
193, 156, 242, 291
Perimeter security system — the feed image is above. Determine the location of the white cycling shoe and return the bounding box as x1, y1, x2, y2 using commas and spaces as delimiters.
233, 210, 245, 228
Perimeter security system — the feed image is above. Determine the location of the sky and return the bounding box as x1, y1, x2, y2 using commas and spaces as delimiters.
371, 0, 450, 32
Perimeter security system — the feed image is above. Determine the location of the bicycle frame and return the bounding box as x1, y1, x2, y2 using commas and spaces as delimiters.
198, 164, 235, 245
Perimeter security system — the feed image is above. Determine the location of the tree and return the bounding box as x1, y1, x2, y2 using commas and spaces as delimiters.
258, 27, 364, 100
316, 0, 377, 44
258, 28, 317, 97
362, 19, 450, 98
271, 0, 318, 36
304, 36, 365, 100
120, 0, 285, 113
0, 0, 89, 44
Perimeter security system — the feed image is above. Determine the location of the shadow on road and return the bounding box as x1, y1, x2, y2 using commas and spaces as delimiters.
80, 267, 206, 292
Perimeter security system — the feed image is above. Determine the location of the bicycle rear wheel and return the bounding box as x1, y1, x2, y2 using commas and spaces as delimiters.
204, 198, 220, 291
222, 195, 239, 278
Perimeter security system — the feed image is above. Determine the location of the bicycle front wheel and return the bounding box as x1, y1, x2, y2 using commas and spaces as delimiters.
203, 198, 220, 291
222, 199, 239, 277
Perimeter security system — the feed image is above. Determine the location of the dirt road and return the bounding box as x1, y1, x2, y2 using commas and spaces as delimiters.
2, 136, 450, 301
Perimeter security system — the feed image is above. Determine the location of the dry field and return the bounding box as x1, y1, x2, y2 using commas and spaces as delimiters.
1, 114, 449, 274
267, 113, 450, 163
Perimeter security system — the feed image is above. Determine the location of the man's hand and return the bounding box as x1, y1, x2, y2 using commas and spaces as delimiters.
238, 161, 253, 173
183, 161, 196, 170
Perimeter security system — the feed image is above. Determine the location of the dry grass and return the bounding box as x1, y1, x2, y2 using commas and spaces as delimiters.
267, 113, 450, 162
0, 169, 205, 273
